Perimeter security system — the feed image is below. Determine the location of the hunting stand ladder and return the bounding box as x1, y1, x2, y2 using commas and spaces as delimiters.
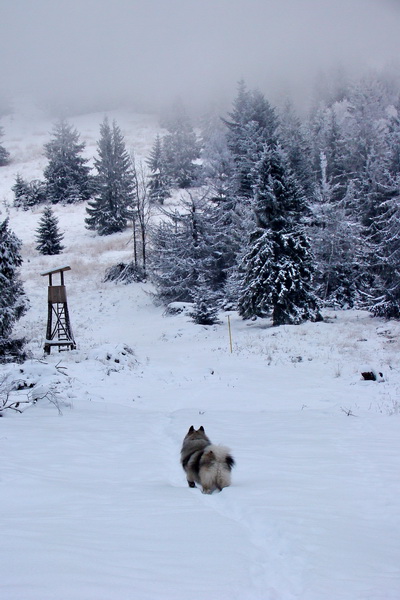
41, 266, 76, 354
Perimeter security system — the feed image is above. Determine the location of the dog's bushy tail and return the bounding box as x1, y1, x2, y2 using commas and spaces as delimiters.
199, 445, 235, 493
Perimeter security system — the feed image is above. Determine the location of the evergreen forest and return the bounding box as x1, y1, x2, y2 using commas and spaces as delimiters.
3, 72, 400, 356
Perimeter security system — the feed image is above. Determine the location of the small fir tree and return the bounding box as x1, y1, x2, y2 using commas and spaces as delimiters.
85, 117, 134, 235
191, 279, 220, 325
12, 174, 31, 209
12, 175, 46, 210
35, 206, 64, 255
27, 180, 47, 206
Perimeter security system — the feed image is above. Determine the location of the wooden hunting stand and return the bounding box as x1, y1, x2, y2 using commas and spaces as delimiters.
41, 266, 76, 354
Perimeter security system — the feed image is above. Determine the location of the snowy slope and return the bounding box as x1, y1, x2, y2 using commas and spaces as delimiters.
1, 108, 400, 600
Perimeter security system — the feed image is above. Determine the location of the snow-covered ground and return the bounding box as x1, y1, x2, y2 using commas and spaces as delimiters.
1, 108, 400, 600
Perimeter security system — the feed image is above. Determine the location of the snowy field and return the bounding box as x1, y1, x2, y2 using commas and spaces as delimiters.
1, 108, 400, 600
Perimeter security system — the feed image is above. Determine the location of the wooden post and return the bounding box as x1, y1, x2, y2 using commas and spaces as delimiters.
228, 315, 233, 353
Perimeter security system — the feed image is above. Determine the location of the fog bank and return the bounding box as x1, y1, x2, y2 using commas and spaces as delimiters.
1, 0, 399, 113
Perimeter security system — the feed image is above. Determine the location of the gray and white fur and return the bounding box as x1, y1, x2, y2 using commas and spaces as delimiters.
180, 426, 235, 494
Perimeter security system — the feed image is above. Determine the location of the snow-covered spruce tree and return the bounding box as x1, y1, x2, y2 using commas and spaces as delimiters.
85, 117, 134, 236
0, 126, 10, 166
365, 169, 400, 318
238, 144, 321, 326
354, 144, 397, 300
160, 101, 200, 189
12, 174, 31, 209
12, 175, 46, 210
220, 190, 259, 310
370, 99, 400, 317
190, 275, 220, 325
146, 134, 170, 204
150, 217, 194, 303
223, 80, 278, 199
309, 154, 361, 307
44, 118, 91, 204
35, 206, 64, 255
0, 219, 28, 362
27, 180, 47, 206
370, 188, 400, 319
306, 74, 399, 308
150, 192, 226, 305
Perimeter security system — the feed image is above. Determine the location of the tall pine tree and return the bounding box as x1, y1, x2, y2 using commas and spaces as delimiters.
310, 158, 361, 308
86, 117, 134, 236
44, 119, 91, 204
238, 145, 321, 326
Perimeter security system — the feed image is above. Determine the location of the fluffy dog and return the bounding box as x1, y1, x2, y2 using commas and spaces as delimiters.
180, 426, 235, 494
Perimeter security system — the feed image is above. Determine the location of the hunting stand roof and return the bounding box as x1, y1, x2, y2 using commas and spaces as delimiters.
41, 265, 71, 286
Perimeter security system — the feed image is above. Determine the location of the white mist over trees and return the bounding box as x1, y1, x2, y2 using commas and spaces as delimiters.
1, 0, 399, 113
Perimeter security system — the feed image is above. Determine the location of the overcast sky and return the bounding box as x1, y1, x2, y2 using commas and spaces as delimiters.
1, 0, 400, 113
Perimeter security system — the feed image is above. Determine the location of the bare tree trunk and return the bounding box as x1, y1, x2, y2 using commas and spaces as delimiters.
131, 152, 152, 275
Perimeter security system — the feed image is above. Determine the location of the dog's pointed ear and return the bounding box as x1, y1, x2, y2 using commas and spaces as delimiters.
199, 426, 205, 432
188, 425, 194, 433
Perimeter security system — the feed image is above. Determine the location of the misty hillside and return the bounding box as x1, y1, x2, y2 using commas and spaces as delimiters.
1, 106, 400, 600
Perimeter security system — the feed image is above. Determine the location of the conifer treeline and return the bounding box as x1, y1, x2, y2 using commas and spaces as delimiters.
152, 76, 400, 322
5, 72, 400, 324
